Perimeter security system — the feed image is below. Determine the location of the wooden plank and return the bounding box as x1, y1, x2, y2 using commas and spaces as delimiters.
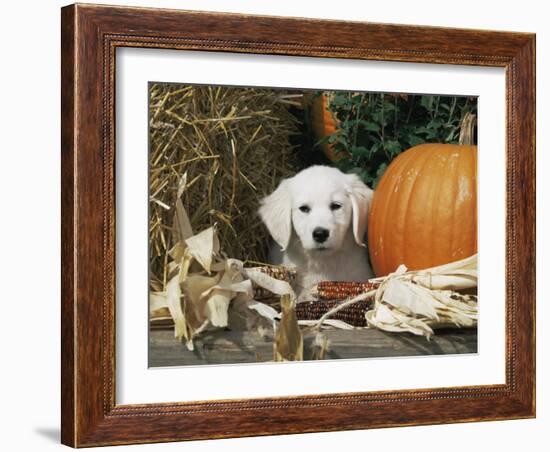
149, 327, 477, 367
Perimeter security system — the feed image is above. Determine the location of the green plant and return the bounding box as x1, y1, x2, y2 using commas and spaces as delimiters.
315, 92, 477, 187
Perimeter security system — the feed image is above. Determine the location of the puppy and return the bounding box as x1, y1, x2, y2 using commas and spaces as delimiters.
258, 165, 374, 298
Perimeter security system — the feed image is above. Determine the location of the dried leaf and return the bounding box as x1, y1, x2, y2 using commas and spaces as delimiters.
274, 294, 303, 361
181, 273, 221, 326
366, 305, 435, 337
150, 292, 168, 312
165, 273, 188, 341
174, 172, 197, 242
167, 242, 186, 261
410, 272, 477, 291
296, 319, 355, 330
372, 254, 478, 291
382, 279, 439, 320
176, 172, 188, 199
198, 260, 253, 327
184, 226, 219, 274
365, 256, 479, 339
204, 292, 232, 327
174, 190, 194, 244
247, 301, 279, 321
150, 292, 171, 324
310, 332, 330, 360
228, 294, 276, 332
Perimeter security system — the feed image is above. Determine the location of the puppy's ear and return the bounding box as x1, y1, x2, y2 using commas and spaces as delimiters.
345, 174, 373, 247
258, 179, 293, 251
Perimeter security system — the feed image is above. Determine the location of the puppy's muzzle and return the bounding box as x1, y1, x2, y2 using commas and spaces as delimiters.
312, 227, 330, 244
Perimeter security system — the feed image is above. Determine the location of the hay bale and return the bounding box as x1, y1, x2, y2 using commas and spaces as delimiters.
149, 83, 302, 290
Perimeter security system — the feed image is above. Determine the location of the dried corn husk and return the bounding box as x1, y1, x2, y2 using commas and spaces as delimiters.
274, 294, 303, 361
305, 255, 477, 336
310, 332, 330, 360
150, 197, 297, 350
370, 255, 478, 291
366, 255, 478, 339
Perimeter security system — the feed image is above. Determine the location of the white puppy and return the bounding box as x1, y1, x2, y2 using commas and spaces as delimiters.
259, 165, 374, 297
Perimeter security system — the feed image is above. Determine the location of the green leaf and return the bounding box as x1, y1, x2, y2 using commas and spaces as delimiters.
420, 95, 434, 110
373, 163, 388, 188
308, 90, 476, 194
385, 140, 402, 156
369, 142, 381, 157
331, 94, 350, 106
376, 162, 388, 176
383, 101, 397, 112
427, 119, 443, 129
333, 142, 349, 154
350, 146, 370, 159
362, 121, 381, 133
445, 129, 456, 142
336, 159, 355, 173
408, 135, 425, 146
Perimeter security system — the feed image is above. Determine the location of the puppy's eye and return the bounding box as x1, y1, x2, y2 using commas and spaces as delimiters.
299, 205, 311, 213
330, 202, 342, 211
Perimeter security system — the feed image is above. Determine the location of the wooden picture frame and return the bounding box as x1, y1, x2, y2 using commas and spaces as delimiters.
61, 3, 536, 447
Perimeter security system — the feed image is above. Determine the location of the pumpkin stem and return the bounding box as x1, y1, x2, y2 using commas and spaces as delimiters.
458, 112, 476, 145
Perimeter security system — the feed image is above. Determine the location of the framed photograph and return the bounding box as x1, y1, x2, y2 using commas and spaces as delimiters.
61, 3, 535, 447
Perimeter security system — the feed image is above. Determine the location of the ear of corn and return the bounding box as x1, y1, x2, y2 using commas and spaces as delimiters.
314, 281, 379, 301
249, 266, 297, 301
295, 298, 373, 327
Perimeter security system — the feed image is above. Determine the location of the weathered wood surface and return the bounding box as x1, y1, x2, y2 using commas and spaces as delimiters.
149, 327, 477, 367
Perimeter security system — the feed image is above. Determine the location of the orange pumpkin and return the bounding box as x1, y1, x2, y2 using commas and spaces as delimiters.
367, 113, 477, 277
310, 94, 349, 162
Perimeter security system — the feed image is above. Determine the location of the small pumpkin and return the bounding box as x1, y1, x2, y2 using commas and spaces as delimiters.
368, 113, 477, 277
309, 94, 349, 162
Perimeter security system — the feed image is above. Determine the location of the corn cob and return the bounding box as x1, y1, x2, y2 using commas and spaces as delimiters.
248, 266, 297, 300
314, 281, 379, 301
295, 298, 373, 327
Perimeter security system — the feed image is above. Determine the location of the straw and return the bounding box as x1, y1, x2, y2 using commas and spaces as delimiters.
149, 83, 302, 290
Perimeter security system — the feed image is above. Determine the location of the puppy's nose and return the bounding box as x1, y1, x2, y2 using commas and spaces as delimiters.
312, 227, 330, 243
